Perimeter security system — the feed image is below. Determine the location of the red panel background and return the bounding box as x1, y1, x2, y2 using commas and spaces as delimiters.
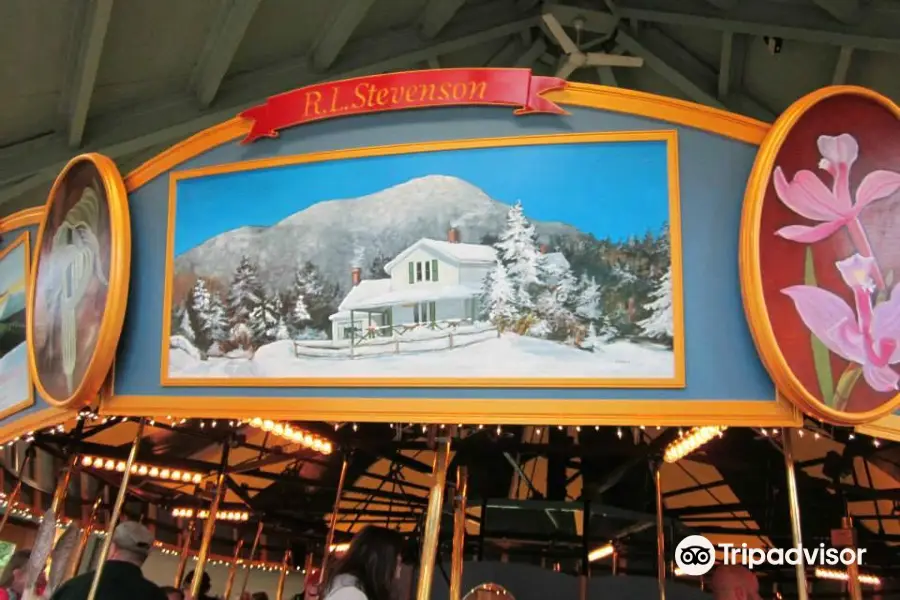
760, 94, 900, 413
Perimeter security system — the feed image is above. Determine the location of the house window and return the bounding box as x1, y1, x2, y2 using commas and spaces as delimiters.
408, 260, 440, 284
413, 302, 437, 324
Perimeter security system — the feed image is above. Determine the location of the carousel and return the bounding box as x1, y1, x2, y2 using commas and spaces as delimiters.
0, 61, 899, 600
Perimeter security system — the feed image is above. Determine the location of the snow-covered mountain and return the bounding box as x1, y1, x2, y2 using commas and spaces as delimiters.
174, 175, 578, 294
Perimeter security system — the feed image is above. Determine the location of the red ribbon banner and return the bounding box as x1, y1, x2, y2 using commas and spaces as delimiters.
238, 68, 568, 144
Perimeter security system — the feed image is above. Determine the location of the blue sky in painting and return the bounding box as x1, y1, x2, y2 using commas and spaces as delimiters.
0, 243, 25, 294
174, 140, 670, 255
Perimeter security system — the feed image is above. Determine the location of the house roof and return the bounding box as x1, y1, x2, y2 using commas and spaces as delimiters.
383, 238, 497, 273
334, 279, 392, 315
341, 282, 482, 311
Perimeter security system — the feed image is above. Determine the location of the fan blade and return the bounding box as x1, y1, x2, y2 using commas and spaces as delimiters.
555, 55, 580, 80
542, 13, 580, 55
585, 53, 644, 68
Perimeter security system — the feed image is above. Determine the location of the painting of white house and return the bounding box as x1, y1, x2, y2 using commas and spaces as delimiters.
166, 139, 680, 383
0, 240, 30, 408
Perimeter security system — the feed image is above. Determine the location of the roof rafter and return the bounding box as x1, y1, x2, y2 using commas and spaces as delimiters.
717, 31, 746, 100
514, 38, 547, 68
812, 0, 861, 24
0, 0, 536, 208
487, 37, 525, 67
832, 45, 853, 84
58, 0, 114, 148
312, 0, 379, 72
189, 0, 262, 108
419, 0, 467, 39
614, 0, 900, 53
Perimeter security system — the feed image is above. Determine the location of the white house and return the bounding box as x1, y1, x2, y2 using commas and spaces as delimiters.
329, 228, 571, 341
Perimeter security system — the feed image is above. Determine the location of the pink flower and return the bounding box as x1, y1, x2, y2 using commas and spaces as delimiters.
773, 134, 900, 244
782, 254, 900, 392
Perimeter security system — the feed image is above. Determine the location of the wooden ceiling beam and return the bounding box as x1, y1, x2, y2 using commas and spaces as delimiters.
611, 0, 900, 53
419, 0, 467, 39
831, 45, 853, 84
58, 0, 114, 148
0, 0, 535, 209
189, 0, 262, 108
312, 0, 378, 72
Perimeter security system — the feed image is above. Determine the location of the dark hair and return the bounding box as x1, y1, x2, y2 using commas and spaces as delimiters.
251, 593, 269, 600
160, 586, 184, 600
0, 550, 30, 589
322, 526, 403, 600
182, 570, 211, 595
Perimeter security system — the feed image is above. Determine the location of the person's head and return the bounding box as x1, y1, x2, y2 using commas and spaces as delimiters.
109, 521, 154, 566
161, 586, 185, 600
0, 549, 46, 594
323, 526, 404, 600
251, 593, 269, 600
710, 565, 761, 600
183, 570, 211, 597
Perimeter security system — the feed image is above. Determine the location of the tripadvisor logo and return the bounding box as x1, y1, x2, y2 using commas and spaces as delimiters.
675, 535, 866, 576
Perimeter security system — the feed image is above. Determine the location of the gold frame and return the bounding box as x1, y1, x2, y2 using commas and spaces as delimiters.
26, 153, 132, 408
160, 130, 686, 389
739, 85, 900, 426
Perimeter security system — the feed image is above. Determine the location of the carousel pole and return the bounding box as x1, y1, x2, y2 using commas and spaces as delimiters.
237, 521, 265, 599
303, 552, 315, 592
0, 445, 34, 537
653, 460, 666, 600
86, 418, 145, 600
782, 430, 809, 600
173, 517, 197, 587
579, 499, 591, 600
222, 537, 245, 600
65, 494, 104, 580
320, 453, 349, 582
190, 440, 231, 599
276, 550, 292, 600
416, 436, 451, 600
449, 466, 468, 600
842, 515, 863, 600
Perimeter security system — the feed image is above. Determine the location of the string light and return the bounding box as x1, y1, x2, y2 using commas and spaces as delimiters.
171, 508, 250, 521
248, 418, 333, 455
79, 455, 204, 484
329, 543, 350, 554
664, 426, 727, 463
814, 568, 880, 586
155, 543, 303, 573
587, 543, 614, 562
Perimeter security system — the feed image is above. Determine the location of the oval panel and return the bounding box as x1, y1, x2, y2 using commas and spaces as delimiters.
741, 86, 900, 425
26, 153, 131, 407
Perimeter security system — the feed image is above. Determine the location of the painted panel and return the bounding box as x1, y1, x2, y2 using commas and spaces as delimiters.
0, 234, 32, 419
741, 87, 900, 426
104, 87, 792, 426
163, 132, 683, 387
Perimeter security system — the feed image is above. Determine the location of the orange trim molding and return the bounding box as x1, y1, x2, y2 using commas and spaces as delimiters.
0, 407, 73, 445
123, 81, 770, 194
160, 130, 686, 389
0, 233, 35, 421
26, 153, 132, 408
739, 85, 900, 426
0, 207, 45, 233
856, 414, 900, 442
102, 394, 801, 427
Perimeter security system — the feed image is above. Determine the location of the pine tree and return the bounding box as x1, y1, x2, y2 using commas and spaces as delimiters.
175, 305, 194, 341
482, 259, 516, 328
495, 201, 542, 310
226, 256, 265, 347
208, 293, 228, 343
288, 262, 337, 335
638, 266, 673, 344
251, 296, 280, 345
190, 278, 215, 352
275, 317, 291, 341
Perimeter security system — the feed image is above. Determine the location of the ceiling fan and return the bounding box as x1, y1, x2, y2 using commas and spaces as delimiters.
541, 12, 643, 80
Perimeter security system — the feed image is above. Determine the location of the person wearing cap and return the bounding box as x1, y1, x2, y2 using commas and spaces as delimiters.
50, 521, 168, 600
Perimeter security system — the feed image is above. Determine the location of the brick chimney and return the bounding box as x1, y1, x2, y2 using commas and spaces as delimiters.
351, 267, 361, 286
448, 227, 460, 243
539, 244, 549, 254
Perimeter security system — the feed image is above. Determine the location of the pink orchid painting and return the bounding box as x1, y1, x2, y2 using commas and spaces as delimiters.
774, 133, 900, 406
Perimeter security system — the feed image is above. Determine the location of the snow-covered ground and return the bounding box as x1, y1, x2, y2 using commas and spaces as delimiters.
168, 333, 674, 379
0, 342, 30, 408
